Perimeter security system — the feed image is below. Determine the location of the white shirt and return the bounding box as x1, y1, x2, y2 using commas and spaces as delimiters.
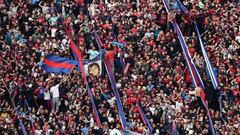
50, 84, 60, 98
89, 4, 98, 16
61, 39, 68, 50
35, 129, 42, 135
110, 129, 121, 135
107, 97, 116, 106
235, 36, 240, 43
44, 90, 51, 100
176, 101, 183, 112
108, 116, 114, 123
149, 107, 155, 115
41, 6, 49, 14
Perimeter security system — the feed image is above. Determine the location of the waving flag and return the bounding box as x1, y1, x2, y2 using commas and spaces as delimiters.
177, 0, 219, 90
69, 40, 103, 128
32, 0, 41, 4
69, 40, 87, 83
177, 0, 219, 92
42, 54, 77, 74
176, 0, 218, 88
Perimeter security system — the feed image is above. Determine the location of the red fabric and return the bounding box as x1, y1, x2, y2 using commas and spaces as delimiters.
148, 40, 156, 47
203, 15, 209, 25
201, 90, 206, 102
126, 97, 135, 105
236, 77, 240, 84
131, 28, 138, 34
189, 47, 195, 57
105, 47, 117, 62
150, 62, 158, 68
133, 106, 138, 113
133, 12, 139, 17
78, 37, 84, 46
33, 88, 40, 95
233, 89, 238, 96
102, 24, 110, 30
175, 74, 182, 82
68, 114, 73, 128
160, 13, 167, 24
126, 89, 132, 95
38, 15, 46, 24
34, 43, 40, 49
209, 9, 215, 15
75, 0, 84, 5
13, 90, 18, 99
184, 68, 192, 83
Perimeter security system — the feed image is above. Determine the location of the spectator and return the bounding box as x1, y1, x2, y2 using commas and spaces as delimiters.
50, 80, 60, 112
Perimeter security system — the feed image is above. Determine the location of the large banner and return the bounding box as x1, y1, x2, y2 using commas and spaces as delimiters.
83, 53, 102, 76
162, 0, 216, 134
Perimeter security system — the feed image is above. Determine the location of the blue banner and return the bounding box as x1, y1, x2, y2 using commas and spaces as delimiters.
104, 57, 127, 129
162, 0, 215, 134
137, 103, 153, 134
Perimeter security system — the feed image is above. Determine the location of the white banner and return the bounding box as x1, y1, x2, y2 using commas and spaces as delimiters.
83, 53, 102, 76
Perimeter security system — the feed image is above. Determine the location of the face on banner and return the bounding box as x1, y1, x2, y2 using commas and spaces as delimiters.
88, 63, 100, 76
84, 60, 102, 76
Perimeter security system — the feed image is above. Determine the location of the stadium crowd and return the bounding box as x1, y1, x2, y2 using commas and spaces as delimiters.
0, 0, 239, 135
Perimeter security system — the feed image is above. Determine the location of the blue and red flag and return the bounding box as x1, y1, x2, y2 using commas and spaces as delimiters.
19, 119, 27, 135
104, 56, 127, 129
94, 27, 128, 128
46, 4, 103, 129
176, 0, 189, 14
86, 85, 103, 128
176, 0, 229, 133
162, 0, 216, 134
94, 29, 103, 49
69, 40, 103, 128
69, 40, 87, 83
176, 0, 218, 89
137, 103, 153, 134
42, 54, 77, 74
